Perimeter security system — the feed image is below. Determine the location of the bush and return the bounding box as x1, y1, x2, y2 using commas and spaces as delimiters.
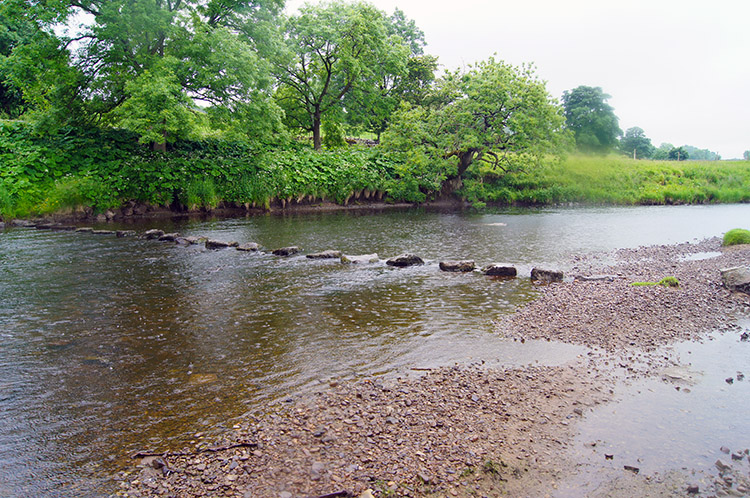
723, 229, 750, 246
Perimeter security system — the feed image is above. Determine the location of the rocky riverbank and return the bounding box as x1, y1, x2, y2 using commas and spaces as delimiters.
114, 238, 750, 498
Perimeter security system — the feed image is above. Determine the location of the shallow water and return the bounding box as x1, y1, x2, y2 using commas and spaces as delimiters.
557, 321, 750, 496
1, 204, 749, 497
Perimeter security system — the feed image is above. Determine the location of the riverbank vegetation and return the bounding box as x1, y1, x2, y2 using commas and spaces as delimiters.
0, 0, 746, 220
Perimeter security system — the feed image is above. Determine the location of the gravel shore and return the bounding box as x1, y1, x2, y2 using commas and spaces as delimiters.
115, 238, 750, 498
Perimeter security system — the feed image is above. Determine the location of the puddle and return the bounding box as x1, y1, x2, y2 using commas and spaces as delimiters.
679, 251, 722, 261
556, 320, 750, 496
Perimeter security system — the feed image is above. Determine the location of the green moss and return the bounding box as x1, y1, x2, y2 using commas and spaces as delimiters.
630, 276, 679, 288
723, 228, 750, 246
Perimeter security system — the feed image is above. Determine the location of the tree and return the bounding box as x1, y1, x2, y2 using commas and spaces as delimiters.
668, 146, 688, 161
342, 9, 436, 141
619, 127, 654, 159
273, 1, 410, 150
744, 150, 750, 161
683, 145, 719, 161
562, 85, 621, 154
2, 0, 283, 146
384, 57, 569, 193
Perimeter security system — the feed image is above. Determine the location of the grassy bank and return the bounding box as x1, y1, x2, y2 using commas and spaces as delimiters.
2, 121, 749, 220
461, 154, 750, 206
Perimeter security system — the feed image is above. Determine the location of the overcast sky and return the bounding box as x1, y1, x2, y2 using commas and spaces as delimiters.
285, 0, 750, 159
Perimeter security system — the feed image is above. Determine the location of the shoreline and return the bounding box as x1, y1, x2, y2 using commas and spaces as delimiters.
114, 238, 750, 497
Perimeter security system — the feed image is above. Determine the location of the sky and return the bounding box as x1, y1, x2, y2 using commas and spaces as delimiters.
285, 0, 750, 159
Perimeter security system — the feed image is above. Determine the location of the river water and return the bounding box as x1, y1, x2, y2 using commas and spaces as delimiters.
1, 204, 749, 497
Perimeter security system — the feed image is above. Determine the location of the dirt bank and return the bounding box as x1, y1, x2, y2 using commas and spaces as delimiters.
114, 239, 750, 498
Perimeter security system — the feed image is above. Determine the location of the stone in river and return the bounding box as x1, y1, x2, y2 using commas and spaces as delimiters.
205, 239, 238, 249
386, 253, 424, 267
482, 264, 517, 277
272, 246, 300, 256
307, 250, 342, 259
142, 229, 165, 240
237, 242, 260, 252
116, 230, 136, 237
341, 253, 379, 264
531, 268, 564, 283
439, 260, 476, 272
158, 233, 181, 242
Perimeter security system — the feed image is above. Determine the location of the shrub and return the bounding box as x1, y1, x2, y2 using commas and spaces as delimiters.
723, 229, 750, 246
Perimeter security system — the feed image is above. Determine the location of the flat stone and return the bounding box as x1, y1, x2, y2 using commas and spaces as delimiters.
386, 253, 424, 267
531, 268, 564, 282
116, 230, 136, 238
272, 246, 300, 256
715, 459, 732, 472
237, 242, 260, 252
482, 264, 517, 277
439, 260, 476, 272
341, 253, 379, 264
307, 250, 342, 259
92, 230, 115, 235
75, 227, 94, 232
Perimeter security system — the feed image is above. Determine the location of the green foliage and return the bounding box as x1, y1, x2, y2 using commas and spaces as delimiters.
562, 86, 622, 154
668, 146, 689, 161
322, 120, 347, 149
723, 229, 750, 246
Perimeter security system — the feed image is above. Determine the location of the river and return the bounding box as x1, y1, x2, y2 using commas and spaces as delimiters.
1, 204, 749, 497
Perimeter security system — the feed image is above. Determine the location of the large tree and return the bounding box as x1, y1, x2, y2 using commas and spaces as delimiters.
384, 57, 569, 192
562, 85, 621, 154
273, 0, 411, 150
2, 0, 283, 147
619, 127, 654, 159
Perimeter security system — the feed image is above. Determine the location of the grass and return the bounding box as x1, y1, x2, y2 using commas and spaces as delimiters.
723, 229, 750, 246
462, 154, 750, 206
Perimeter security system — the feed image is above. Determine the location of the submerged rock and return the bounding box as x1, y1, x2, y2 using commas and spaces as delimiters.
176, 236, 204, 245
206, 239, 238, 249
116, 230, 137, 238
341, 253, 379, 264
75, 227, 94, 233
721, 266, 750, 295
272, 246, 300, 256
307, 250, 342, 259
386, 253, 424, 267
531, 268, 564, 283
142, 229, 165, 240
237, 242, 260, 252
439, 260, 476, 272
92, 229, 115, 235
482, 264, 517, 277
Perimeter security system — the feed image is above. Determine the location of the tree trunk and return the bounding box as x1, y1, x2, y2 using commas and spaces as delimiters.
312, 108, 322, 151
456, 149, 478, 177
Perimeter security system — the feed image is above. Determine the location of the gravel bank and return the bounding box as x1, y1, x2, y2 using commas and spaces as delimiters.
499, 237, 750, 350
115, 238, 750, 498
